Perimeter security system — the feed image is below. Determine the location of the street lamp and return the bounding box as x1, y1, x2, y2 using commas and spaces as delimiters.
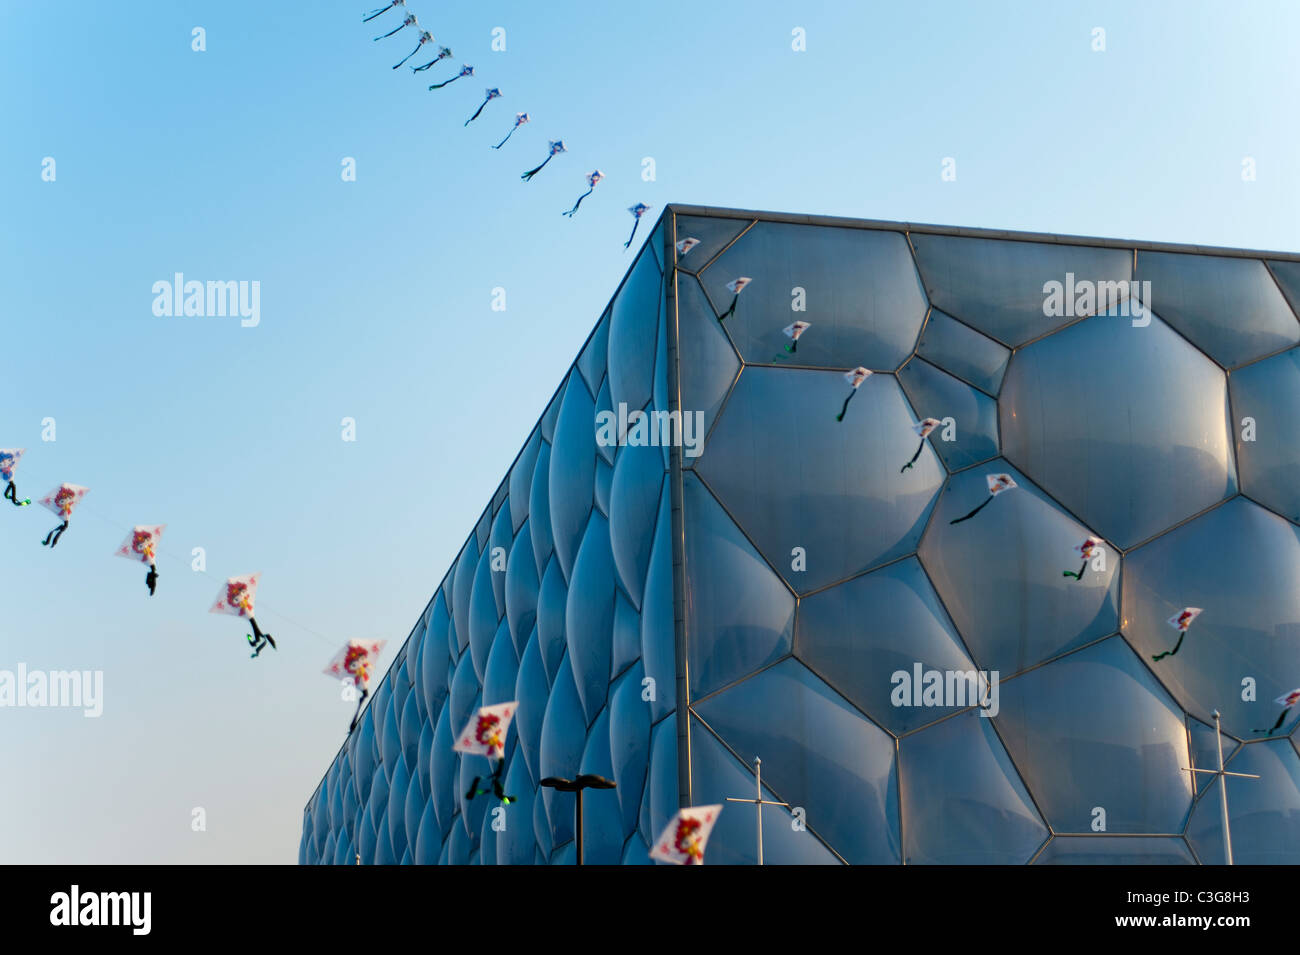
539, 774, 616, 865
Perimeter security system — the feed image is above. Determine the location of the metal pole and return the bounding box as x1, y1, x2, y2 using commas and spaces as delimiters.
1214, 710, 1233, 865
576, 789, 585, 866
756, 758, 763, 867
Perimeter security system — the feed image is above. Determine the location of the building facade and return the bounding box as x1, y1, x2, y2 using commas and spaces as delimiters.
301, 206, 1300, 864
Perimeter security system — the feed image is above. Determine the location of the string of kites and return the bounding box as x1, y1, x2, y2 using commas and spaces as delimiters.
0, 446, 725, 861
363, 0, 652, 249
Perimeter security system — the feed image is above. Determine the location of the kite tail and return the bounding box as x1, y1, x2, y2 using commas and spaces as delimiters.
786, 340, 797, 354
411, 55, 442, 72
428, 74, 461, 90
835, 388, 858, 422
1063, 560, 1088, 580
900, 440, 925, 472
393, 44, 421, 69
949, 495, 993, 525
492, 126, 517, 149
464, 776, 484, 800
374, 22, 407, 41
146, 564, 158, 596
520, 154, 552, 181
1151, 630, 1187, 662
349, 687, 369, 733
4, 481, 29, 507
719, 295, 739, 322
362, 4, 395, 23
464, 99, 489, 126
491, 760, 515, 804
563, 187, 594, 217
623, 218, 641, 250
1253, 706, 1290, 736
42, 520, 69, 547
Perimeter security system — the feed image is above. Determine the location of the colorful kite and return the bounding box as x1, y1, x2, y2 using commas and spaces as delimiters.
521, 140, 565, 181
901, 418, 942, 472
1063, 535, 1105, 581
563, 170, 604, 217
0, 448, 29, 507
492, 111, 529, 149
210, 573, 277, 658
675, 237, 700, 258
411, 45, 452, 72
38, 483, 88, 548
1152, 607, 1202, 662
373, 12, 417, 42
392, 29, 433, 70
1255, 688, 1300, 736
115, 524, 165, 596
454, 702, 518, 804
949, 473, 1017, 524
623, 203, 651, 249
429, 63, 473, 90
464, 87, 501, 126
650, 805, 723, 865
362, 0, 405, 23
324, 639, 387, 732
835, 367, 872, 422
719, 277, 751, 322
772, 321, 810, 361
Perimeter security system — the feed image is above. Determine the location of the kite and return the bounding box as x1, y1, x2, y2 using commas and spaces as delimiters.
38, 483, 88, 548
1255, 688, 1300, 736
210, 573, 277, 658
650, 805, 723, 865
373, 12, 417, 42
411, 45, 452, 72
0, 448, 29, 507
115, 524, 165, 596
900, 418, 942, 472
324, 639, 387, 732
1152, 607, 1202, 662
429, 64, 473, 90
782, 320, 810, 353
623, 203, 651, 249
949, 473, 1017, 524
719, 277, 751, 321
1063, 535, 1105, 581
454, 702, 518, 804
521, 140, 565, 181
563, 170, 604, 217
464, 88, 501, 126
492, 112, 529, 149
362, 0, 405, 23
835, 367, 872, 422
392, 29, 433, 70
675, 237, 700, 258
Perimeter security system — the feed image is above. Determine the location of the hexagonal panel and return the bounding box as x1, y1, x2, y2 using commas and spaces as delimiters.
1033, 837, 1195, 864
993, 636, 1193, 834
693, 658, 900, 864
1000, 307, 1236, 549
675, 273, 740, 460
914, 308, 1010, 396
796, 557, 977, 734
1230, 346, 1300, 522
1136, 250, 1299, 368
697, 366, 942, 595
919, 460, 1119, 675
897, 356, 1000, 471
672, 214, 752, 274
910, 233, 1133, 346
1122, 496, 1300, 739
699, 221, 927, 370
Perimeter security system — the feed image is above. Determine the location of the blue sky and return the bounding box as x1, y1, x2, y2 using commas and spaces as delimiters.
2, 0, 1297, 863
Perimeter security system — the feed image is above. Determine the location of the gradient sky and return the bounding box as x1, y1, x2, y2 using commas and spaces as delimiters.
2, 0, 1297, 863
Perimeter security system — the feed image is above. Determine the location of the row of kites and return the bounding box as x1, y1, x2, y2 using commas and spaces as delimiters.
363, 0, 652, 249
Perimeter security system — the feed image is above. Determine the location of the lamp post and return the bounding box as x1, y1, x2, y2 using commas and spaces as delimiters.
725, 757, 789, 866
1181, 710, 1259, 864
539, 774, 616, 865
